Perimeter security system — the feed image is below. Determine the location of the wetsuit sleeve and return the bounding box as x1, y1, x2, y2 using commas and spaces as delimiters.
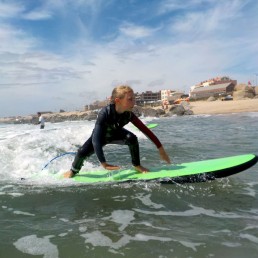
131, 114, 162, 148
92, 110, 107, 163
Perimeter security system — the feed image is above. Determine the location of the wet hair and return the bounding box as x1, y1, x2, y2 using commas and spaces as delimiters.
110, 85, 134, 104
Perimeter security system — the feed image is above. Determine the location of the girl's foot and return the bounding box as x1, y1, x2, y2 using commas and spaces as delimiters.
134, 165, 149, 173
63, 170, 75, 178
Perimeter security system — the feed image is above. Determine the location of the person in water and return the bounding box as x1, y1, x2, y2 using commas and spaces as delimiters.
64, 85, 171, 178
36, 112, 45, 129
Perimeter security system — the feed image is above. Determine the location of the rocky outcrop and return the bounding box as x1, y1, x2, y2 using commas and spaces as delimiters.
207, 96, 216, 101
133, 104, 192, 117
154, 101, 193, 117
133, 106, 166, 117
254, 86, 258, 96
233, 83, 255, 100
0, 103, 194, 125
46, 111, 98, 123
166, 103, 194, 116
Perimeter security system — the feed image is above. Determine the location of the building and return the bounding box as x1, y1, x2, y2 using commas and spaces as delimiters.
196, 76, 236, 87
190, 82, 236, 100
135, 91, 161, 105
141, 91, 161, 102
160, 89, 188, 104
160, 90, 174, 101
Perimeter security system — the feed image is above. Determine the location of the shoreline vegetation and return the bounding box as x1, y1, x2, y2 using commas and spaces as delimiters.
1, 98, 258, 124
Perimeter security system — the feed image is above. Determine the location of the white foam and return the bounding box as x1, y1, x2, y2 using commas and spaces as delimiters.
221, 242, 241, 247
0, 119, 156, 186
13, 235, 59, 257
134, 204, 258, 219
177, 240, 203, 251
242, 186, 256, 197
13, 210, 35, 216
8, 192, 24, 197
0, 121, 95, 185
81, 230, 171, 250
81, 229, 203, 252
109, 210, 135, 231
239, 233, 258, 244
134, 193, 165, 209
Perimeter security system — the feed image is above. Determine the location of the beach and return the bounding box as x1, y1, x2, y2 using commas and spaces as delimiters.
189, 98, 258, 115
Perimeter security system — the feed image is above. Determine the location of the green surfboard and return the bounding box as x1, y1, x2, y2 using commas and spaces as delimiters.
145, 123, 158, 129
73, 154, 258, 184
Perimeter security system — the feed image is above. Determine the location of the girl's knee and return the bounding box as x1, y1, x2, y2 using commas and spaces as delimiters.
125, 133, 138, 145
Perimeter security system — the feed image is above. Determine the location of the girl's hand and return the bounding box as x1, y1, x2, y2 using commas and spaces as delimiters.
158, 146, 171, 164
101, 162, 121, 170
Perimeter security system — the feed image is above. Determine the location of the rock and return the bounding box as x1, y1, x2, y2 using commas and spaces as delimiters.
184, 109, 194, 115
132, 106, 166, 117
0, 104, 194, 125
166, 102, 194, 116
83, 111, 98, 121
166, 101, 194, 116
168, 105, 186, 116
234, 84, 254, 92
207, 96, 216, 101
142, 108, 165, 117
254, 86, 258, 96
232, 83, 255, 100
233, 90, 254, 100
132, 106, 143, 117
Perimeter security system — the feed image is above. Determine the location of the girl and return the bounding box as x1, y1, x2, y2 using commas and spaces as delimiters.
64, 85, 171, 178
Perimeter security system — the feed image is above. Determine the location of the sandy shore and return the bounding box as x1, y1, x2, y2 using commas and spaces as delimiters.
189, 98, 258, 115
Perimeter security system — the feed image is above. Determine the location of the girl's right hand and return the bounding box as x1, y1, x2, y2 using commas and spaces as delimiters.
158, 146, 171, 164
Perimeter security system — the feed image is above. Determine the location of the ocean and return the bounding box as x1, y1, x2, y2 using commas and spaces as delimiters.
0, 113, 258, 258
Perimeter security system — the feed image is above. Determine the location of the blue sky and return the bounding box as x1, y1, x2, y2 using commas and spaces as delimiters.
1, 0, 258, 117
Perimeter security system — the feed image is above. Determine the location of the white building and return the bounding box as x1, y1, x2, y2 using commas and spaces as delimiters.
160, 90, 173, 101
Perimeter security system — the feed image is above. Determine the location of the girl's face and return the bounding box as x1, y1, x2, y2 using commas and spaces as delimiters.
115, 91, 135, 113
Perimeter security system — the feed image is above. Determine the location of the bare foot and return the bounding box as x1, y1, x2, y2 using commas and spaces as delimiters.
134, 165, 149, 173
101, 162, 121, 170
63, 170, 75, 178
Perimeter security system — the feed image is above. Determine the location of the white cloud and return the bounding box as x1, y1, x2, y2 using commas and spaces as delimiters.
0, 25, 38, 53
119, 23, 159, 39
0, 1, 24, 19
170, 0, 247, 35
22, 10, 52, 20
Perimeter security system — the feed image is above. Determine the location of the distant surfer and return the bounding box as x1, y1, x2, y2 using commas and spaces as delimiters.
64, 85, 171, 178
36, 112, 45, 129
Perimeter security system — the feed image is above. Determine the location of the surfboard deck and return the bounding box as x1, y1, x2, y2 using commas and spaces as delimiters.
72, 154, 258, 184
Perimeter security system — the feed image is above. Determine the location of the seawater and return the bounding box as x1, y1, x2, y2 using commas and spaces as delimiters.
1, 114, 258, 258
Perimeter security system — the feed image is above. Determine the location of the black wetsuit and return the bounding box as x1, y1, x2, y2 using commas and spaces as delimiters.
71, 104, 162, 174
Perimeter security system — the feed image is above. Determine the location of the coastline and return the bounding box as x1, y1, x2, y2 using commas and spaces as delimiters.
1, 98, 258, 124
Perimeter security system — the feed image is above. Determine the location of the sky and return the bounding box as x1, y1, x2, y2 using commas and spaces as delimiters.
0, 0, 258, 117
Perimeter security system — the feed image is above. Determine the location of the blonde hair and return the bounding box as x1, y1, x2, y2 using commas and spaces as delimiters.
110, 85, 134, 104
